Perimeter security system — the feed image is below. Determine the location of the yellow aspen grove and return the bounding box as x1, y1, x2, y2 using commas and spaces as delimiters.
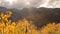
0, 11, 60, 34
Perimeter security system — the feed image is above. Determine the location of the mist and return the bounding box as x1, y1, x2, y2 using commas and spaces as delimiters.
0, 0, 60, 9
0, 0, 60, 28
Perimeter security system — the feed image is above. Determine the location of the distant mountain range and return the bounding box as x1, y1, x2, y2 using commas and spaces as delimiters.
0, 7, 60, 28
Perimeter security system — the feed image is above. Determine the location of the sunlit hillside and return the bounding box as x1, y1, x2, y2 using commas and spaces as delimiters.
0, 10, 60, 34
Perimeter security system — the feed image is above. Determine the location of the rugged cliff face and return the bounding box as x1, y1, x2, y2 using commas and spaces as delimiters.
0, 7, 60, 28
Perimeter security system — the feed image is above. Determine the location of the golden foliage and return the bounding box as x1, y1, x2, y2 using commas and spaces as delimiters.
40, 23, 60, 34
0, 11, 40, 34
0, 11, 60, 34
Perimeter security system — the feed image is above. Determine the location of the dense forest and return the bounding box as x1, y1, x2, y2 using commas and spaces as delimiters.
0, 7, 60, 34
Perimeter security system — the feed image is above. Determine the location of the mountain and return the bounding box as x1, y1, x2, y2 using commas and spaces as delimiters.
0, 7, 60, 28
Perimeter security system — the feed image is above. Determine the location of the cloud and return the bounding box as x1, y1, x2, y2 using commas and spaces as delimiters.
0, 0, 60, 9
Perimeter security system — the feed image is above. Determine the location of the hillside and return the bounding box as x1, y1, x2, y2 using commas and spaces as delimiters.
0, 7, 60, 28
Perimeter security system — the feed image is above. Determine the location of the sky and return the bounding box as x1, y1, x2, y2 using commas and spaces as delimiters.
0, 0, 60, 9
